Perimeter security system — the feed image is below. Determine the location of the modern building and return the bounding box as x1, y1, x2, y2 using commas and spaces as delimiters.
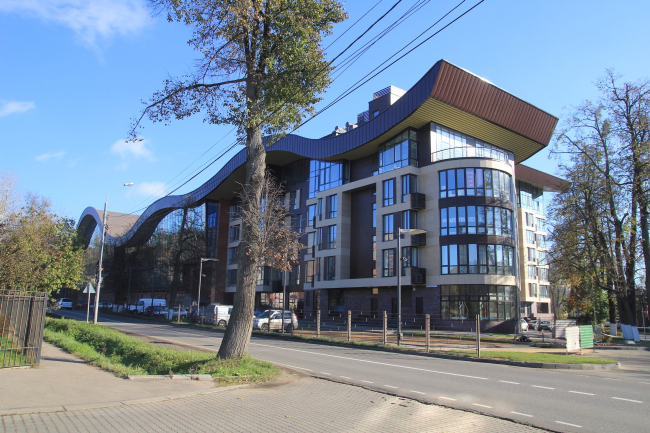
77, 60, 562, 331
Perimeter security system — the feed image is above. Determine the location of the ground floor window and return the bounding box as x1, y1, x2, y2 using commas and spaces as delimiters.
440, 285, 516, 320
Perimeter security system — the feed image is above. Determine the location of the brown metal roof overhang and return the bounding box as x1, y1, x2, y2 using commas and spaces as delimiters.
515, 164, 567, 192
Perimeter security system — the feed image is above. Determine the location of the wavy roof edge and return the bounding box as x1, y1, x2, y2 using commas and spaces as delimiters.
77, 59, 558, 249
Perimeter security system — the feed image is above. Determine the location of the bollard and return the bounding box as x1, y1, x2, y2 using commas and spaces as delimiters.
476, 314, 481, 358
425, 314, 430, 353
177, 305, 181, 324
347, 310, 352, 342
317, 310, 321, 338
383, 311, 387, 345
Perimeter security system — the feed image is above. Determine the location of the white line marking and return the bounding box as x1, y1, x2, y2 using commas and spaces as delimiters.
320, 372, 331, 375
638, 381, 650, 385
440, 397, 456, 401
271, 363, 313, 372
411, 391, 426, 395
612, 397, 643, 403
556, 421, 582, 428
340, 376, 351, 379
473, 403, 492, 408
532, 385, 555, 390
250, 342, 489, 380
500, 380, 519, 385
510, 411, 533, 417
384, 385, 397, 389
569, 391, 595, 396
362, 380, 374, 383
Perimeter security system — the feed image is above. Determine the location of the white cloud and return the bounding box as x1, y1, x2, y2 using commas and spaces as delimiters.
0, 0, 150, 50
0, 101, 35, 118
110, 138, 154, 161
133, 181, 166, 198
35, 151, 66, 162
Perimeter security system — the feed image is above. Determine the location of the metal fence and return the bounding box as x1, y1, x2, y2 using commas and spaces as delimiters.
1, 290, 48, 368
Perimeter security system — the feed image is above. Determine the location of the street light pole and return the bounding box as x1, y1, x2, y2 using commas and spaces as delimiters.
197, 258, 218, 322
396, 227, 426, 346
94, 182, 133, 324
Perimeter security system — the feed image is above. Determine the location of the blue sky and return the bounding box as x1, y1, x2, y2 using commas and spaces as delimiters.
1, 0, 649, 220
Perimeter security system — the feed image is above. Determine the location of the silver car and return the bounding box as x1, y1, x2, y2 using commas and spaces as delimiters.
253, 310, 298, 332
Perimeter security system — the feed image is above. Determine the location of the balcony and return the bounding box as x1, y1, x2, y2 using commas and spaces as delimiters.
411, 233, 426, 246
409, 193, 426, 210
411, 267, 426, 285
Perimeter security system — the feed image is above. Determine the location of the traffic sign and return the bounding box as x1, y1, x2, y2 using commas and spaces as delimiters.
83, 283, 96, 294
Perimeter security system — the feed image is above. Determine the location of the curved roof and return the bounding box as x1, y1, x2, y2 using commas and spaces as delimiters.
78, 59, 558, 249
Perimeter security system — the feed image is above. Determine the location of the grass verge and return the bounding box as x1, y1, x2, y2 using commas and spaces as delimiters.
44, 318, 280, 383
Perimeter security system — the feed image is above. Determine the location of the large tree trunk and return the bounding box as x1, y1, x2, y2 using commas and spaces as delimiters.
218, 82, 266, 359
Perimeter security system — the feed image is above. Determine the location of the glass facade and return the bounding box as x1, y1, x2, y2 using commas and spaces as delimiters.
378, 129, 418, 173
517, 181, 544, 215
439, 168, 513, 200
441, 244, 516, 275
431, 123, 514, 163
440, 206, 514, 237
308, 160, 349, 198
440, 285, 517, 320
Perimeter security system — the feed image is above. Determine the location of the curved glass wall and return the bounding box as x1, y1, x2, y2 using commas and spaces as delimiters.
431, 123, 514, 163
441, 285, 516, 320
308, 160, 349, 198
441, 244, 515, 275
440, 206, 514, 237
378, 129, 418, 174
439, 168, 513, 201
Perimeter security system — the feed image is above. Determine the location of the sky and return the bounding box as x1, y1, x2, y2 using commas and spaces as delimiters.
2, 0, 650, 220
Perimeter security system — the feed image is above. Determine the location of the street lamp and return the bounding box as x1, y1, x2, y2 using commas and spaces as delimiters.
197, 258, 218, 322
396, 227, 426, 346
94, 183, 133, 324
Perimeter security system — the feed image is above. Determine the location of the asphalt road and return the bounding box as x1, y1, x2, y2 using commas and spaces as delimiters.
58, 310, 650, 433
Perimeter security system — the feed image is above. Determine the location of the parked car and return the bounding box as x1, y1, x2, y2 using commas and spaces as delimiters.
526, 319, 539, 330
160, 307, 188, 320
132, 298, 166, 314
520, 319, 529, 332
145, 305, 167, 317
191, 303, 233, 325
253, 310, 298, 332
57, 298, 73, 310
538, 320, 554, 331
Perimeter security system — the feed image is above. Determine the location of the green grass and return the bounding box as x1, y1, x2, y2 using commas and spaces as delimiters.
1, 335, 31, 367
43, 318, 280, 383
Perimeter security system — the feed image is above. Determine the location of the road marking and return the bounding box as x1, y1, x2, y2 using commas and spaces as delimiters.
510, 411, 533, 417
411, 391, 426, 395
473, 403, 492, 408
250, 342, 489, 380
340, 376, 351, 379
569, 391, 595, 396
500, 380, 519, 385
439, 397, 456, 401
612, 397, 643, 403
532, 385, 555, 390
384, 385, 397, 389
320, 372, 331, 375
362, 380, 374, 384
556, 421, 582, 428
262, 362, 313, 372
638, 381, 650, 385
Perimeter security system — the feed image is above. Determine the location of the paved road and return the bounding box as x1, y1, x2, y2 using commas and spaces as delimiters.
60, 310, 650, 432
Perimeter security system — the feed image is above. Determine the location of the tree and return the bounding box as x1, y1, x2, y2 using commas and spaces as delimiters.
0, 169, 20, 223
550, 71, 650, 329
0, 194, 84, 295
130, 0, 346, 358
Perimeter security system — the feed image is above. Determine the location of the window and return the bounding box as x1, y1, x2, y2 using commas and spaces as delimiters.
525, 212, 535, 227
289, 190, 298, 210
378, 129, 418, 173
326, 194, 337, 218
439, 168, 512, 201
401, 210, 418, 230
372, 235, 377, 278
401, 174, 418, 202
318, 225, 337, 250
372, 203, 377, 228
440, 285, 516, 320
229, 202, 242, 221
536, 217, 545, 232
527, 248, 536, 262
539, 285, 549, 298
256, 267, 270, 285
308, 160, 349, 198
227, 247, 238, 265
318, 198, 323, 221
316, 257, 321, 281
294, 214, 303, 233
537, 250, 547, 265
538, 302, 549, 313
401, 246, 418, 276
539, 268, 549, 281
383, 214, 394, 241
292, 265, 300, 285
431, 123, 514, 163
441, 244, 515, 275
306, 232, 316, 252
528, 282, 538, 297
538, 234, 547, 248
383, 178, 395, 206
229, 225, 240, 242
226, 270, 237, 287
526, 230, 536, 245
440, 206, 514, 237
382, 249, 396, 277
518, 181, 545, 214
306, 261, 315, 284
528, 265, 537, 279
324, 256, 336, 281
308, 204, 317, 228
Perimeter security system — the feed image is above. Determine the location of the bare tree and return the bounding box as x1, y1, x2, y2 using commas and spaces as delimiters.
0, 169, 20, 223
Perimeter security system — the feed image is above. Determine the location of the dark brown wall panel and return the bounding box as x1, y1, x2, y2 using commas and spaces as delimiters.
350, 187, 376, 279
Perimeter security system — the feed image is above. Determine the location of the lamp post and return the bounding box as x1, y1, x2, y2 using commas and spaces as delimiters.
197, 258, 218, 322
396, 227, 426, 345
94, 182, 133, 324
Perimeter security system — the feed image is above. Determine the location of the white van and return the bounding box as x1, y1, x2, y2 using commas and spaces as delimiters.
132, 298, 166, 314
200, 303, 233, 326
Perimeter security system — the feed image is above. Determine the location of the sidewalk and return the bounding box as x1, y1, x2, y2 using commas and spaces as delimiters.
0, 343, 550, 432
